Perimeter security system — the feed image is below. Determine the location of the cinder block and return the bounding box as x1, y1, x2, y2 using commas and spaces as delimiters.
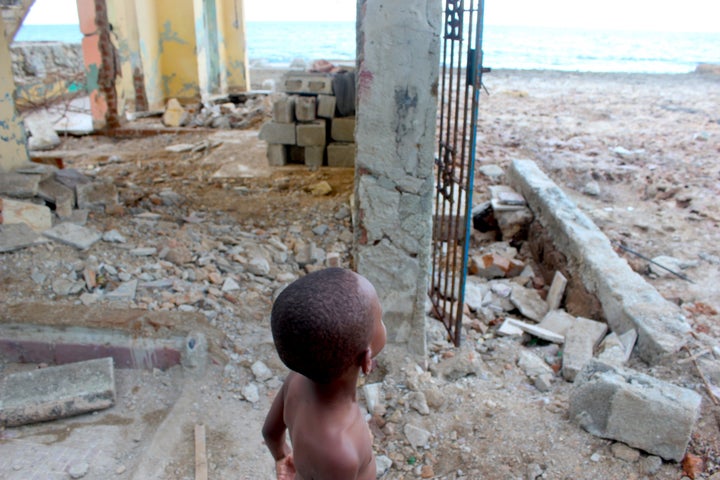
331, 116, 356, 142
327, 142, 356, 168
259, 121, 297, 145
295, 96, 317, 122
304, 146, 325, 167
562, 316, 608, 381
317, 94, 337, 118
267, 144, 288, 166
284, 72, 333, 94
272, 95, 296, 123
296, 119, 326, 147
0, 357, 116, 427
570, 360, 701, 461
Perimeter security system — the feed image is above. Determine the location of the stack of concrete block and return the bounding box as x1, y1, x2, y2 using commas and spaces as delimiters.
259, 72, 356, 168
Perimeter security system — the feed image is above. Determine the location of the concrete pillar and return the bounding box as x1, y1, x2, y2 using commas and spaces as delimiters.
0, 19, 29, 171
217, 0, 250, 94
354, 0, 441, 356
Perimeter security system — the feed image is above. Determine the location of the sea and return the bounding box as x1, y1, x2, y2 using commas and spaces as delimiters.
14, 21, 720, 74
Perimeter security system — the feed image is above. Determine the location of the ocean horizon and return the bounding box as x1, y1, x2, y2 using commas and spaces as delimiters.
14, 21, 720, 74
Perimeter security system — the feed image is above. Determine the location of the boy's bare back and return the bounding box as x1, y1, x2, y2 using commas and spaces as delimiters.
279, 372, 376, 480
262, 268, 386, 480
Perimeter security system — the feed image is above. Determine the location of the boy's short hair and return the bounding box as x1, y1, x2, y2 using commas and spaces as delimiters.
271, 268, 374, 383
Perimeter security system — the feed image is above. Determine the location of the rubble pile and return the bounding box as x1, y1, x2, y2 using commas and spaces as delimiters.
160, 94, 272, 130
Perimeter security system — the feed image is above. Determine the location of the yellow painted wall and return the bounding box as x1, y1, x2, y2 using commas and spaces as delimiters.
156, 0, 199, 102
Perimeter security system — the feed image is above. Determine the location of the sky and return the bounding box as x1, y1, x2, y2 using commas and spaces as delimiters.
23, 0, 720, 33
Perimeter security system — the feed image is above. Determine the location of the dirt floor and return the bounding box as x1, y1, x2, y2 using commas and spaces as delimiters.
1, 69, 719, 479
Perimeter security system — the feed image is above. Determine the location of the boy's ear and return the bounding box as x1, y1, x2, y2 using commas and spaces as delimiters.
361, 348, 373, 375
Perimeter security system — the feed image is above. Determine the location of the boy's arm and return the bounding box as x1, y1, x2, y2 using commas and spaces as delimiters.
262, 376, 292, 462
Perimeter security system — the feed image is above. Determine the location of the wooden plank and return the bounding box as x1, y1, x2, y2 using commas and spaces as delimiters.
194, 424, 208, 480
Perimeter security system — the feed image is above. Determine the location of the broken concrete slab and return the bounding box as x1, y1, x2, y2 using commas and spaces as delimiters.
538, 309, 575, 337
510, 285, 549, 322
37, 177, 75, 218
506, 318, 564, 344
507, 159, 689, 363
43, 222, 102, 250
569, 360, 701, 461
597, 329, 637, 365
0, 223, 41, 252
546, 271, 567, 310
0, 357, 116, 427
562, 317, 608, 382
0, 198, 52, 231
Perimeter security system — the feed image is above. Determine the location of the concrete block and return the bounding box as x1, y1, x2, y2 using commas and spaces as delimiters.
0, 357, 116, 427
507, 159, 689, 363
259, 121, 296, 145
331, 116, 356, 142
295, 96, 317, 122
296, 119, 326, 147
284, 72, 333, 94
0, 172, 40, 198
562, 317, 608, 382
304, 146, 325, 167
569, 360, 702, 461
317, 94, 337, 118
327, 142, 355, 167
267, 144, 288, 166
0, 198, 52, 231
272, 95, 296, 123
76, 180, 118, 212
38, 177, 75, 218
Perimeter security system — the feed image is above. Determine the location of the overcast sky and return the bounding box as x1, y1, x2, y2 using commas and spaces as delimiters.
24, 0, 720, 33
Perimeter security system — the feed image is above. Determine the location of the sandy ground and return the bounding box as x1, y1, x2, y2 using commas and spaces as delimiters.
0, 68, 719, 479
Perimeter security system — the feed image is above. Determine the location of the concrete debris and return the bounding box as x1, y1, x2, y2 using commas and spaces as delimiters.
562, 317, 608, 382
596, 330, 637, 365
538, 309, 575, 337
545, 271, 567, 311
506, 318, 565, 344
43, 222, 102, 250
404, 423, 431, 449
162, 98, 190, 127
569, 360, 701, 461
0, 223, 40, 252
0, 171, 41, 198
1, 198, 52, 231
470, 251, 525, 279
0, 357, 116, 427
510, 285, 549, 322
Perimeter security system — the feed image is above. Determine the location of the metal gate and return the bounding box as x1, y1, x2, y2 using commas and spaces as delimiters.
430, 0, 486, 346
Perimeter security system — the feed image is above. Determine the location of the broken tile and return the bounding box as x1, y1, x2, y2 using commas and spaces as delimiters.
43, 222, 101, 250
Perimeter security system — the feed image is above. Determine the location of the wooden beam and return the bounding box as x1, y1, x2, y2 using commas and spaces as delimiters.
194, 424, 208, 480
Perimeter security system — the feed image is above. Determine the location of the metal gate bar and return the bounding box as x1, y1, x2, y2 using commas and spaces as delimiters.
430, 0, 485, 346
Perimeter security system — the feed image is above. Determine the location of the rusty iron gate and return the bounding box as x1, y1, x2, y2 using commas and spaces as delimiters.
430, 0, 486, 346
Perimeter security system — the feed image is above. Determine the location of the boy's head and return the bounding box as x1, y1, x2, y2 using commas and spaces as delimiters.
271, 268, 385, 384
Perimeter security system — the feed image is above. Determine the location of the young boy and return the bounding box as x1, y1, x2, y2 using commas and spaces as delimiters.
262, 267, 386, 480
